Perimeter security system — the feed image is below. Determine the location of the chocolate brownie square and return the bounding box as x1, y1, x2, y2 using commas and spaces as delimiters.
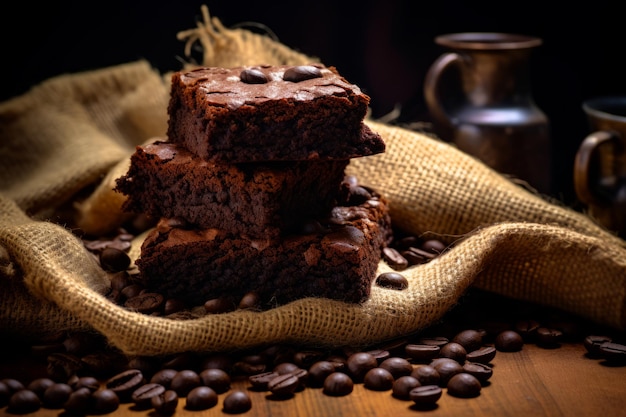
115, 140, 349, 239
135, 177, 392, 308
166, 64, 385, 162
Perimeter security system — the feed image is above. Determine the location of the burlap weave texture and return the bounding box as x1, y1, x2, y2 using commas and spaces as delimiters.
1, 6, 624, 356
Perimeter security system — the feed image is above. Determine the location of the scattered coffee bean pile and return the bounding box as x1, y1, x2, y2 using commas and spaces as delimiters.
1, 226, 624, 415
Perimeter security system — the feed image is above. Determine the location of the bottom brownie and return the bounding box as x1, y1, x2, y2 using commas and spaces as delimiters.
135, 177, 392, 309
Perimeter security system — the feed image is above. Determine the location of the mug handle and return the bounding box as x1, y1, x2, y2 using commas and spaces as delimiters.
573, 131, 618, 206
424, 52, 463, 141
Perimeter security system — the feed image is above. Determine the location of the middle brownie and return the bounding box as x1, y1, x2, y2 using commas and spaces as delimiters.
115, 140, 349, 239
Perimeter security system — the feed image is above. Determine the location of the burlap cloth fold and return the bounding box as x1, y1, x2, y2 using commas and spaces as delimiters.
1, 6, 625, 356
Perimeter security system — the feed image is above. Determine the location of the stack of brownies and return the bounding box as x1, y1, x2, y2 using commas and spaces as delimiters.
115, 64, 391, 310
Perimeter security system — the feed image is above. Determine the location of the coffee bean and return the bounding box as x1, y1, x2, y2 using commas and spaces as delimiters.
409, 385, 442, 406
127, 356, 160, 378
185, 386, 218, 410
322, 372, 354, 396
273, 362, 300, 375
63, 387, 92, 415
47, 352, 83, 381
92, 389, 120, 414
364, 348, 391, 364
162, 352, 199, 371
584, 335, 613, 357
536, 327, 563, 347
514, 319, 541, 341
439, 342, 467, 364
200, 354, 235, 372
8, 389, 41, 414
451, 329, 483, 353
125, 292, 164, 314
170, 370, 201, 397
411, 365, 440, 386
26, 377, 55, 399
199, 368, 230, 393
283, 65, 322, 82
382, 247, 409, 271
447, 372, 482, 398
431, 358, 464, 386
240, 68, 269, 84
466, 346, 497, 364
131, 383, 166, 408
392, 375, 421, 400
70, 376, 100, 392
346, 352, 378, 382
462, 362, 493, 384
99, 247, 131, 272
363, 367, 394, 391
267, 373, 300, 396
151, 389, 178, 415
293, 350, 325, 368
222, 390, 252, 413
163, 298, 187, 315
379, 357, 413, 379
43, 382, 73, 408
106, 369, 146, 402
418, 336, 449, 347
308, 361, 339, 387
238, 291, 260, 310
150, 369, 178, 388
204, 297, 235, 314
376, 271, 409, 290
420, 239, 446, 254
405, 344, 441, 362
248, 371, 280, 391
495, 330, 524, 352
599, 341, 626, 363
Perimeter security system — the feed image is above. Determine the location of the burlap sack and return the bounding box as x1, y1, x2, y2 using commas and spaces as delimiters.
1, 6, 625, 356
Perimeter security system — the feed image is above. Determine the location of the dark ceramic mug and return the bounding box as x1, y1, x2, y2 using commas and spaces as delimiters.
574, 96, 626, 237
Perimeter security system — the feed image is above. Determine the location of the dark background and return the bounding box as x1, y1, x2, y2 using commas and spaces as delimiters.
2, 0, 624, 204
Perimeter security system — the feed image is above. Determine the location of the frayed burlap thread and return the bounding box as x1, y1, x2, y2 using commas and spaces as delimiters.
1, 8, 625, 356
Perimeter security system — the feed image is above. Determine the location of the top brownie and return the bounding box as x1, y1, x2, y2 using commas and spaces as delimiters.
167, 64, 385, 162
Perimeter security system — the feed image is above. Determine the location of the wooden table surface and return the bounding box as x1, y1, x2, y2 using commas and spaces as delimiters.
2, 291, 625, 417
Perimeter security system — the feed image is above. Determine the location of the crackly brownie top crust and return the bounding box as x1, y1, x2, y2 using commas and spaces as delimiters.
176, 64, 370, 109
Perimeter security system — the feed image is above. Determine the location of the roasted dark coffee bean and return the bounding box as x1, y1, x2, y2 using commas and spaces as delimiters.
150, 369, 178, 388
47, 352, 83, 381
364, 348, 390, 364
273, 362, 300, 375
200, 353, 235, 372
447, 372, 482, 398
411, 365, 440, 386
418, 336, 449, 347
63, 332, 101, 356
81, 350, 127, 377
267, 373, 300, 396
322, 372, 354, 396
233, 360, 266, 375
163, 298, 187, 315
238, 291, 260, 310
346, 352, 378, 382
162, 352, 199, 371
199, 368, 231, 393
392, 375, 421, 400
514, 319, 541, 341
308, 361, 339, 387
170, 370, 201, 397
125, 292, 164, 314
363, 367, 394, 391
421, 239, 446, 254
249, 371, 280, 390
240, 68, 268, 84
63, 387, 92, 415
462, 362, 493, 383
283, 65, 322, 82
151, 389, 179, 415
70, 376, 100, 392
599, 341, 626, 362
127, 356, 160, 378
495, 330, 524, 352
110, 271, 132, 292
92, 389, 120, 414
222, 390, 252, 413
405, 343, 440, 362
431, 358, 463, 386
466, 346, 497, 364
379, 357, 413, 379
204, 297, 235, 314
185, 386, 218, 410
401, 249, 430, 265
8, 390, 41, 414
131, 383, 166, 408
439, 342, 467, 364
99, 247, 131, 272
584, 335, 613, 356
293, 350, 325, 368
288, 368, 309, 389
536, 327, 563, 347
43, 382, 73, 408
409, 385, 442, 406
382, 247, 409, 271
26, 377, 55, 399
451, 329, 483, 353
106, 369, 146, 402
376, 271, 409, 290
